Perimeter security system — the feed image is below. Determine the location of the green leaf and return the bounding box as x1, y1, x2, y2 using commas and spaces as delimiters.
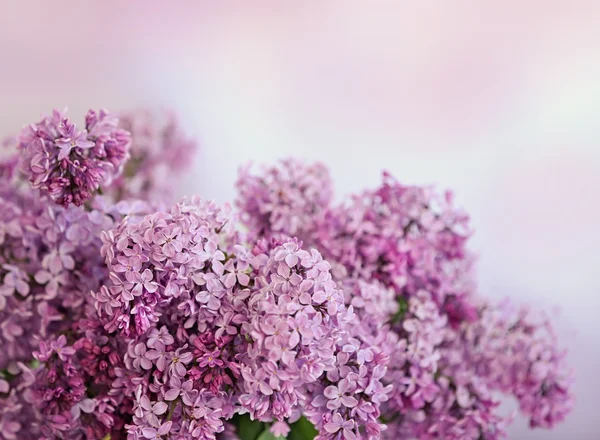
288, 416, 317, 440
233, 413, 265, 440
390, 295, 409, 324
257, 430, 285, 440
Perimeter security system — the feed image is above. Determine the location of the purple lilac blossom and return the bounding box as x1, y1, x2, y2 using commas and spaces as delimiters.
235, 159, 575, 439
0, 114, 575, 440
18, 108, 131, 207
236, 159, 333, 243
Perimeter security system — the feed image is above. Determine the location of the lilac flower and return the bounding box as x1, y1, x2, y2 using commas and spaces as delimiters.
168, 345, 193, 378
109, 108, 197, 201
0, 419, 21, 440
113, 255, 142, 283
70, 398, 96, 420
0, 266, 30, 310
324, 379, 359, 410
133, 268, 159, 296
142, 421, 173, 439
0, 215, 21, 246
270, 421, 290, 437
143, 341, 168, 372
93, 285, 120, 316
131, 302, 158, 334
138, 396, 168, 427
0, 144, 576, 440
164, 376, 198, 405
188, 402, 225, 439
18, 108, 131, 206
222, 259, 250, 288
49, 335, 76, 361
55, 119, 95, 160
274, 241, 302, 267
239, 238, 346, 421
235, 159, 333, 242
324, 413, 357, 440
147, 326, 175, 348
153, 225, 183, 258
287, 312, 314, 346
127, 342, 153, 370
42, 242, 75, 273
198, 349, 224, 368
34, 266, 69, 299
271, 263, 303, 294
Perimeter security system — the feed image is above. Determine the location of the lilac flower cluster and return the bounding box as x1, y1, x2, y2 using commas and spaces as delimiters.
0, 107, 187, 439
0, 162, 156, 437
0, 181, 115, 371
95, 195, 356, 438
236, 159, 575, 440
0, 107, 574, 440
236, 160, 333, 242
303, 278, 395, 440
456, 303, 575, 429
239, 239, 348, 421
18, 109, 131, 207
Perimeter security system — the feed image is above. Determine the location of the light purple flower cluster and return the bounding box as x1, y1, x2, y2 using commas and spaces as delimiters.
236, 159, 333, 242
18, 109, 131, 207
303, 278, 395, 440
316, 172, 476, 306
240, 239, 347, 422
94, 195, 356, 438
0, 186, 138, 437
236, 160, 575, 439
456, 303, 575, 429
0, 108, 184, 439
0, 107, 574, 440
0, 182, 115, 371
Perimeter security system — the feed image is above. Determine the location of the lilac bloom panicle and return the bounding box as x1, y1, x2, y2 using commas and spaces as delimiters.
0, 134, 574, 440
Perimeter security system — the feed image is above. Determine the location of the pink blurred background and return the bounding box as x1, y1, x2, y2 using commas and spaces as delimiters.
1, 2, 598, 438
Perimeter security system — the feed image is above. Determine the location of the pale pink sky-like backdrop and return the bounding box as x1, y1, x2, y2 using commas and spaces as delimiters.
1, 2, 599, 438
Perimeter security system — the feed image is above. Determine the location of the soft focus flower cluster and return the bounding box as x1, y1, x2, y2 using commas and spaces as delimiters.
0, 108, 573, 440
110, 109, 197, 202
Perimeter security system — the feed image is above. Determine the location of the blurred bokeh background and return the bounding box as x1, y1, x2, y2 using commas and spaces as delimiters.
1, 2, 598, 438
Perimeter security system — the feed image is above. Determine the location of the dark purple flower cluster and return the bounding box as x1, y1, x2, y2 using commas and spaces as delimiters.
18, 109, 131, 207
0, 110, 574, 440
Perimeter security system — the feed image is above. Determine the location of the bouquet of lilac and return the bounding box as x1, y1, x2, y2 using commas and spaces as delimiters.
0, 108, 574, 440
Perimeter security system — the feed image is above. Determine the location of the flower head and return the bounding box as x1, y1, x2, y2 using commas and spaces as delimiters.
18, 108, 131, 206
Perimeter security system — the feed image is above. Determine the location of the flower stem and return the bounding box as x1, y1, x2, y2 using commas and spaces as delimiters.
166, 398, 179, 421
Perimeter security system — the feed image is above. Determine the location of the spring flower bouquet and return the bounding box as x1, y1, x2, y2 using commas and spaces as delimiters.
0, 108, 574, 440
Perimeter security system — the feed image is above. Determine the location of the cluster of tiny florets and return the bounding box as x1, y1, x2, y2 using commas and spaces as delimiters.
236, 161, 575, 440
236, 159, 333, 242
0, 105, 574, 440
18, 108, 131, 207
